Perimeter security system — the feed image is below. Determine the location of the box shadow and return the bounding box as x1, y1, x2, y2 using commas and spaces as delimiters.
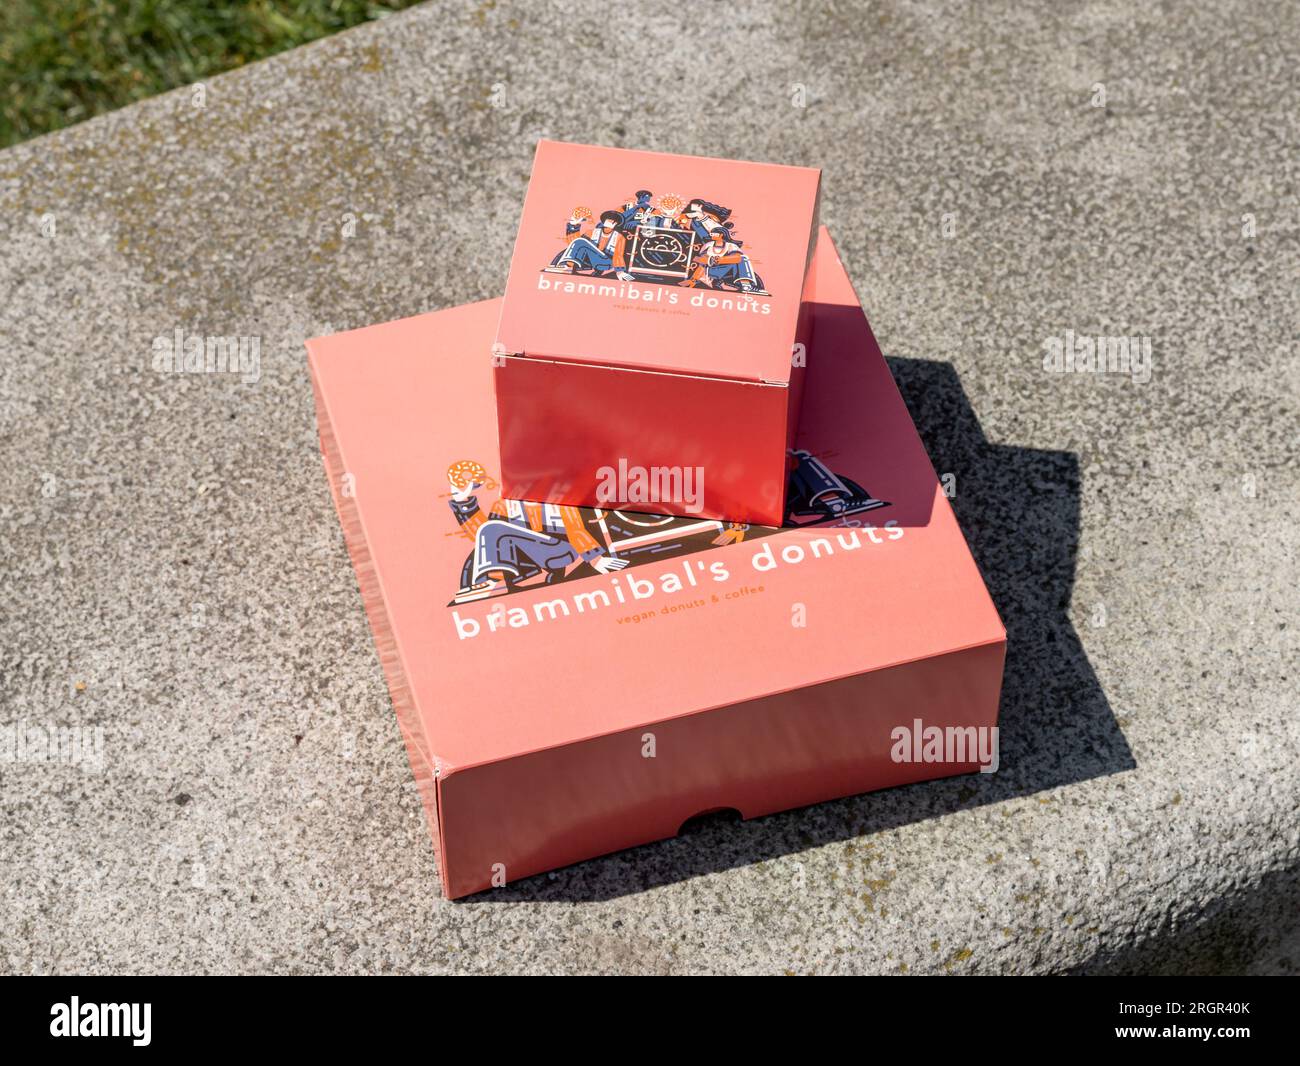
461, 355, 1134, 904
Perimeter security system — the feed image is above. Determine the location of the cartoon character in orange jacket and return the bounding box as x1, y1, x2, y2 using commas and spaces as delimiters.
549, 210, 635, 280
683, 225, 760, 291
446, 463, 626, 598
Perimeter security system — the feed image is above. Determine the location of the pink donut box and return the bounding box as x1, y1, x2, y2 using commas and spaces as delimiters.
307, 229, 1005, 898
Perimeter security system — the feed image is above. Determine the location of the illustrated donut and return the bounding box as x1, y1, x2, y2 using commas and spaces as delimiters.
448, 459, 491, 491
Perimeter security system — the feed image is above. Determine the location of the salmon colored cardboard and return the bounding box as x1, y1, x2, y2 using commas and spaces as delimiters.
307, 230, 1005, 900
494, 140, 822, 525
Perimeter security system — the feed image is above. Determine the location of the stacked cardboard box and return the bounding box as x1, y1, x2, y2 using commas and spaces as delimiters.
308, 183, 1004, 896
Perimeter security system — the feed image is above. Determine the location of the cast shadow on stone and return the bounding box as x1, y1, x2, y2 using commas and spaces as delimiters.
467, 355, 1135, 904
1074, 864, 1300, 975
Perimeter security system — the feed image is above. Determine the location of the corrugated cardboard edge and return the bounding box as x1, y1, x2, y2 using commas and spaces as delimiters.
306, 343, 447, 892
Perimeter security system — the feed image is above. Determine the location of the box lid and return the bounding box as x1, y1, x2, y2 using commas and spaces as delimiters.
496, 140, 821, 383
307, 229, 1004, 775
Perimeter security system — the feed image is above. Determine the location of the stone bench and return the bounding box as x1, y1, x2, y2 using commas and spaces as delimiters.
1, 0, 1294, 974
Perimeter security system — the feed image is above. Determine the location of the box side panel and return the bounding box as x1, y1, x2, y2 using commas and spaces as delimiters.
437, 639, 1005, 898
309, 355, 444, 882
494, 356, 790, 525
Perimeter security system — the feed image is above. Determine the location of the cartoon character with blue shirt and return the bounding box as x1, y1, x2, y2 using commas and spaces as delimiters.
548, 210, 635, 280
620, 190, 654, 229
680, 199, 733, 242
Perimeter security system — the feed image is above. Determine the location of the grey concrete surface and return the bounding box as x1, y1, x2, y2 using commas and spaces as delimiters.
1, 0, 1296, 975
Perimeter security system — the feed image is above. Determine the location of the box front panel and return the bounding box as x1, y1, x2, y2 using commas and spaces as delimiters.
494, 357, 790, 525
438, 640, 1005, 898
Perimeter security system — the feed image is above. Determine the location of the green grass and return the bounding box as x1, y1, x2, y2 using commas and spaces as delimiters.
0, 0, 424, 147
